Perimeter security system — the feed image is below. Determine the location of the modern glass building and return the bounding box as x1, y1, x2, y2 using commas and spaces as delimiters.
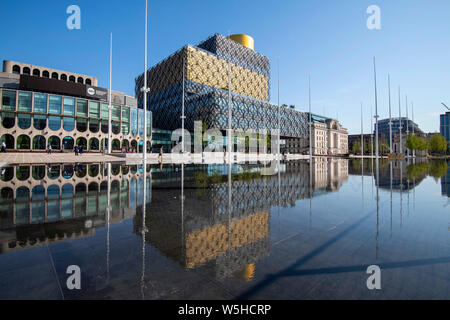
0, 62, 153, 152
135, 34, 310, 153
440, 112, 450, 148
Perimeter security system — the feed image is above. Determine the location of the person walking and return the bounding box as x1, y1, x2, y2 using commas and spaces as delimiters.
159, 147, 163, 163
47, 144, 52, 154
74, 145, 79, 156
1, 141, 6, 153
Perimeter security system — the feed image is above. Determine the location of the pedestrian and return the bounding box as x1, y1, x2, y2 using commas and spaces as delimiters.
1, 141, 6, 153
79, 146, 83, 155
159, 147, 163, 163
47, 144, 52, 154
74, 145, 79, 156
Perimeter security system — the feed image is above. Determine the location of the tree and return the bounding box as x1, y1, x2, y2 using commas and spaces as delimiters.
351, 140, 361, 155
281, 104, 288, 108
428, 134, 447, 154
289, 105, 295, 110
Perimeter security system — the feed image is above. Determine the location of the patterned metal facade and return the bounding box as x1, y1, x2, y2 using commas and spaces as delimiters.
135, 34, 309, 143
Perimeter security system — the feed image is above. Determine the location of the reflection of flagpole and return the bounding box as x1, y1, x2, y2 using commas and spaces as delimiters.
141, 159, 147, 300
400, 160, 403, 227
143, 0, 148, 160
106, 163, 111, 282
181, 163, 184, 262
361, 102, 364, 157
388, 75, 393, 154
390, 161, 393, 238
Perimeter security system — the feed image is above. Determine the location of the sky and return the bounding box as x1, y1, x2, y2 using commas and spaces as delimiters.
1, 0, 450, 134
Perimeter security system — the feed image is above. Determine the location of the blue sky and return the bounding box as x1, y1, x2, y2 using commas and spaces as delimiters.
1, 0, 449, 134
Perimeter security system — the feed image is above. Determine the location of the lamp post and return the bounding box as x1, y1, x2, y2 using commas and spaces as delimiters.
388, 74, 392, 154
373, 57, 379, 164
142, 0, 149, 160
398, 87, 403, 155
309, 75, 312, 159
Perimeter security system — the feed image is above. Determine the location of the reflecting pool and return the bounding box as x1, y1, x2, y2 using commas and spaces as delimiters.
0, 159, 448, 299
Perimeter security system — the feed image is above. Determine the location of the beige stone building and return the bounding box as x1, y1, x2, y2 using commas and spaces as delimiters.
311, 116, 348, 156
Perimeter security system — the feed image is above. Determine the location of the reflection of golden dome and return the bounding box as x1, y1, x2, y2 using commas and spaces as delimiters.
233, 263, 255, 282
228, 34, 254, 51
243, 263, 255, 281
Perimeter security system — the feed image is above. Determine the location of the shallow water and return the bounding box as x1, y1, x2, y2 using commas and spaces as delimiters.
0, 159, 448, 299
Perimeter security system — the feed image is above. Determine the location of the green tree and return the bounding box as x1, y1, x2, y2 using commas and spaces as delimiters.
428, 134, 447, 154
289, 105, 295, 110
281, 104, 288, 108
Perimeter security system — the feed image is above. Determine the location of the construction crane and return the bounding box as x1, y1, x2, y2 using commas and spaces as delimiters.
442, 102, 450, 111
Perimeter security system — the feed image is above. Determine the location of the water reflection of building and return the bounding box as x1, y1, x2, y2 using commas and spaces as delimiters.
134, 160, 348, 280
0, 163, 151, 253
0, 160, 349, 280
442, 163, 450, 197
312, 158, 348, 191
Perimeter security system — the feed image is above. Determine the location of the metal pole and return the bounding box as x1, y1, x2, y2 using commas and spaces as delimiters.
374, 57, 379, 164
181, 57, 185, 154
361, 102, 364, 157
388, 74, 392, 154
309, 75, 312, 159
371, 106, 373, 158
108, 33, 112, 154
412, 102, 415, 158
277, 59, 280, 156
398, 86, 403, 155
143, 0, 148, 160
406, 94, 409, 158
227, 43, 232, 163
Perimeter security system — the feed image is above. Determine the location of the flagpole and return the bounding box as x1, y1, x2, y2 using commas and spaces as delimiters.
373, 57, 379, 164
181, 57, 185, 154
309, 75, 312, 159
406, 94, 409, 158
361, 102, 364, 157
108, 33, 112, 154
388, 74, 392, 154
277, 59, 280, 157
398, 87, 403, 155
143, 0, 148, 160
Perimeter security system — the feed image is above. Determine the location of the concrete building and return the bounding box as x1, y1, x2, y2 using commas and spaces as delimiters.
0, 60, 155, 153
311, 115, 348, 156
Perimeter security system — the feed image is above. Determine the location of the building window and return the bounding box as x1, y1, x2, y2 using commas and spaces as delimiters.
61, 74, 67, 81
89, 138, 99, 151
77, 77, 84, 84
76, 118, 87, 132
42, 70, 50, 78
85, 79, 92, 85
63, 117, 75, 131
63, 97, 75, 116
138, 109, 144, 136
33, 135, 46, 150
51, 72, 58, 80
48, 116, 61, 131
131, 109, 138, 136
48, 136, 60, 150
112, 122, 120, 134
62, 137, 74, 150
89, 119, 99, 133
76, 99, 88, 117
23, 67, 30, 75
18, 113, 31, 129
76, 137, 87, 150
89, 101, 100, 118
2, 90, 16, 111
1, 112, 15, 128
112, 105, 120, 121
12, 65, 20, 74
33, 115, 47, 130
32, 69, 40, 77
69, 75, 76, 82
112, 139, 121, 151
121, 122, 129, 135
34, 93, 47, 113
0, 134, 14, 150
16, 166, 30, 180
101, 103, 109, 119
17, 135, 30, 150
18, 91, 32, 112
101, 120, 109, 134
47, 95, 61, 114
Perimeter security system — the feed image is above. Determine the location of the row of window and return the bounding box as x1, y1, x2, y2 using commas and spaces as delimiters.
11, 65, 92, 85
0, 134, 145, 151
1, 89, 151, 136
0, 164, 151, 183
